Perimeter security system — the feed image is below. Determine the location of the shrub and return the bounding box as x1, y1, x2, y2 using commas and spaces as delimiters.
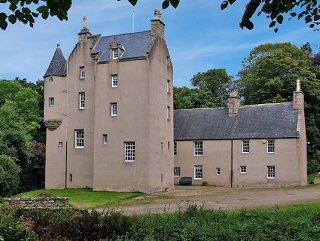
0, 154, 20, 197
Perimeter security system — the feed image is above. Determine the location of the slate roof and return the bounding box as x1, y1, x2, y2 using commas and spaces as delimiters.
91, 30, 154, 63
44, 45, 66, 78
174, 102, 300, 141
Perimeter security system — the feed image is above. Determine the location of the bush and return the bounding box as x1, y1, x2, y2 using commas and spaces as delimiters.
0, 154, 20, 197
19, 208, 137, 241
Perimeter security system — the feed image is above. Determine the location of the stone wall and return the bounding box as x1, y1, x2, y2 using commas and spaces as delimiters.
4, 197, 69, 208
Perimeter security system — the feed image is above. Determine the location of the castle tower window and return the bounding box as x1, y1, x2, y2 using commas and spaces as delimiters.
124, 141, 135, 162
75, 129, 84, 148
79, 92, 85, 109
111, 74, 118, 87
80, 66, 85, 79
49, 97, 54, 107
111, 103, 118, 116
112, 49, 119, 59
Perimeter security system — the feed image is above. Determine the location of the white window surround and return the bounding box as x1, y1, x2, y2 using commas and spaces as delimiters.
112, 49, 119, 59
267, 140, 275, 153
194, 141, 203, 156
240, 166, 247, 173
267, 166, 275, 178
242, 140, 250, 153
194, 165, 203, 179
111, 103, 117, 116
216, 168, 221, 175
174, 167, 180, 177
79, 92, 85, 109
103, 134, 108, 144
80, 66, 85, 79
49, 97, 54, 107
124, 141, 135, 162
111, 74, 118, 87
75, 129, 84, 148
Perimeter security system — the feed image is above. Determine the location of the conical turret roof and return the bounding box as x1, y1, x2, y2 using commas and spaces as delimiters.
44, 44, 66, 78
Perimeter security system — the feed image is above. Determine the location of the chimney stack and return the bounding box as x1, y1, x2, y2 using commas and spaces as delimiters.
293, 79, 304, 110
151, 8, 165, 39
228, 91, 240, 116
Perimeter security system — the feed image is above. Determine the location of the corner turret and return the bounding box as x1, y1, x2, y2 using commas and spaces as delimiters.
44, 44, 66, 78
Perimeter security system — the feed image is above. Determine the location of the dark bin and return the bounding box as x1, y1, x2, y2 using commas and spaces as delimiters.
179, 177, 192, 185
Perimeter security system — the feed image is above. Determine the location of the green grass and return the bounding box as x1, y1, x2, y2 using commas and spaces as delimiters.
16, 188, 143, 209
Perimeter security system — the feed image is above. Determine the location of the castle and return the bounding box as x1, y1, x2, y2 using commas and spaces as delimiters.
43, 10, 307, 192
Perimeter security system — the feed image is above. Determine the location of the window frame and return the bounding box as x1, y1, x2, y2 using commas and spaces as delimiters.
267, 166, 275, 179
79, 92, 85, 109
194, 141, 203, 156
80, 66, 85, 79
267, 140, 275, 153
174, 167, 180, 177
124, 141, 135, 162
110, 102, 118, 116
74, 129, 84, 149
194, 165, 203, 179
240, 166, 247, 174
111, 74, 118, 88
242, 140, 250, 153
112, 49, 119, 59
49, 97, 54, 107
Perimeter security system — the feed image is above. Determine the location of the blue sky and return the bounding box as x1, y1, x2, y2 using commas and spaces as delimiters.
0, 0, 319, 87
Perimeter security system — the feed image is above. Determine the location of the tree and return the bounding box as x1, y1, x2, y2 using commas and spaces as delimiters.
191, 68, 233, 107
1, 0, 319, 32
236, 42, 320, 173
173, 86, 219, 109
0, 104, 32, 192
0, 79, 41, 137
0, 155, 20, 197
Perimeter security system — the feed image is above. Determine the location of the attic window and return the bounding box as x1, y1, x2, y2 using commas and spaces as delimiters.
112, 49, 119, 59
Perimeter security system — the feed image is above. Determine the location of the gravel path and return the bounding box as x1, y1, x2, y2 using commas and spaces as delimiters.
111, 185, 320, 215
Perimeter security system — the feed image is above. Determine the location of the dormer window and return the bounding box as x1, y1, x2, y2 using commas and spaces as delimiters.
80, 66, 85, 79
112, 49, 119, 59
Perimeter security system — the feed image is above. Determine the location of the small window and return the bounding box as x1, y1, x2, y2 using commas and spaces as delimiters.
111, 74, 118, 87
79, 92, 85, 109
80, 66, 85, 79
69, 174, 73, 182
58, 142, 63, 149
174, 167, 180, 177
161, 142, 163, 150
49, 97, 54, 107
103, 134, 108, 144
124, 141, 135, 162
167, 79, 171, 93
216, 168, 221, 175
167, 106, 171, 120
113, 49, 119, 59
168, 141, 170, 150
194, 141, 203, 156
174, 141, 177, 156
267, 166, 275, 178
242, 140, 250, 153
194, 165, 203, 179
240, 166, 247, 173
75, 129, 84, 148
267, 140, 275, 153
110, 103, 117, 116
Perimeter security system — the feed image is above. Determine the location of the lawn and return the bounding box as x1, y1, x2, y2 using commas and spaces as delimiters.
16, 188, 143, 209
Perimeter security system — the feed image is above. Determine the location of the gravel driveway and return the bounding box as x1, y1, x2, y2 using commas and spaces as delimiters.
112, 185, 320, 215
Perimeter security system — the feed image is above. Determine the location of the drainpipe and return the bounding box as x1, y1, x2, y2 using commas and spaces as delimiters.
231, 140, 233, 187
